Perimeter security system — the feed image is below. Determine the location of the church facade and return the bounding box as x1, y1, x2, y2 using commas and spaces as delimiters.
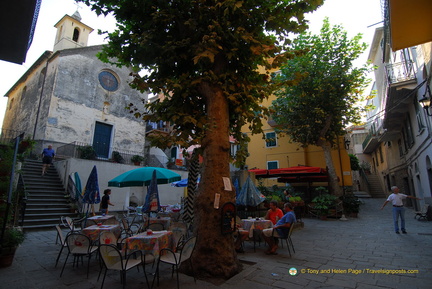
2, 11, 148, 159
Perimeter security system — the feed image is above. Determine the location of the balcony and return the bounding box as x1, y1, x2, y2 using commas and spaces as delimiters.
385, 61, 416, 85
362, 131, 380, 154
383, 61, 417, 133
145, 121, 171, 137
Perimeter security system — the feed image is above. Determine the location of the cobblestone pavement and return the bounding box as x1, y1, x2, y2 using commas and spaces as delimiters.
1, 198, 431, 289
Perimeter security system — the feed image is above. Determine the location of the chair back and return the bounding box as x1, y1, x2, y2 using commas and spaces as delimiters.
65, 232, 92, 254
179, 236, 196, 264
121, 218, 130, 230
61, 216, 75, 231
142, 214, 149, 227
422, 204, 430, 214
288, 222, 295, 237
55, 225, 66, 245
169, 221, 188, 248
99, 231, 117, 245
99, 244, 123, 270
147, 222, 164, 231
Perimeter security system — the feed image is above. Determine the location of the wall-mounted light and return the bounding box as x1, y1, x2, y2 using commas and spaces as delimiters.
419, 84, 432, 116
344, 137, 351, 150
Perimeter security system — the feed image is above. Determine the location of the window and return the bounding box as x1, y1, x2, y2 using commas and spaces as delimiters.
398, 139, 404, 157
404, 113, 414, 148
265, 132, 277, 148
379, 146, 384, 163
267, 161, 278, 170
414, 98, 425, 131
73, 28, 80, 42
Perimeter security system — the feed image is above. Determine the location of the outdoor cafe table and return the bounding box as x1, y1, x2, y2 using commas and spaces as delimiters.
86, 215, 116, 227
125, 230, 174, 259
149, 217, 171, 230
82, 224, 122, 241
241, 218, 273, 238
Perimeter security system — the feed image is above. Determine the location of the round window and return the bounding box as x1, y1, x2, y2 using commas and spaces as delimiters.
98, 71, 119, 91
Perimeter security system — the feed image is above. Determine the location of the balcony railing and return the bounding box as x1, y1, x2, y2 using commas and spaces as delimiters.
385, 61, 416, 84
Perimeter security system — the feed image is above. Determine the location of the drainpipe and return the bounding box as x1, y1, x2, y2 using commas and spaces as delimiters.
32, 59, 49, 141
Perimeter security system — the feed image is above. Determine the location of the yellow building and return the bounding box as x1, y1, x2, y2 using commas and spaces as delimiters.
243, 93, 353, 192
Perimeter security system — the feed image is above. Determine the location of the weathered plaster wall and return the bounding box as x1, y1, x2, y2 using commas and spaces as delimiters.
54, 159, 188, 212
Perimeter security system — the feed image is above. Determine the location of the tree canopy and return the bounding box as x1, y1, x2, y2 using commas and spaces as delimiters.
271, 18, 371, 194
80, 0, 323, 164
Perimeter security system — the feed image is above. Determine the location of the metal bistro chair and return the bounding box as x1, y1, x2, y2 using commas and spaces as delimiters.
153, 236, 197, 289
272, 222, 295, 257
60, 232, 98, 278
54, 225, 68, 267
98, 244, 154, 289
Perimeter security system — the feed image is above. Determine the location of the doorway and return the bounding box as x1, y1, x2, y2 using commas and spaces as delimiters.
93, 122, 113, 158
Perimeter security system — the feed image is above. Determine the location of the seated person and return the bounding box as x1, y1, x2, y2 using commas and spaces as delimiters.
262, 203, 296, 255
265, 200, 284, 225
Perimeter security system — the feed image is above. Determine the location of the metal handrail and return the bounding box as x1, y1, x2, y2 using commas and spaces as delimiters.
56, 141, 145, 165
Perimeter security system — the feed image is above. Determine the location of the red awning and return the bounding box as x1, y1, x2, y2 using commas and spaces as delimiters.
277, 175, 333, 183
248, 169, 268, 176
268, 166, 325, 175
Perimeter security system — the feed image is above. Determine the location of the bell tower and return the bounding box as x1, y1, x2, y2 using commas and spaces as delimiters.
53, 10, 94, 52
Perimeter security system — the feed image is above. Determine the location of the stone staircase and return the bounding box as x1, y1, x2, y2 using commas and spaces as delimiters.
20, 159, 76, 230
366, 174, 387, 198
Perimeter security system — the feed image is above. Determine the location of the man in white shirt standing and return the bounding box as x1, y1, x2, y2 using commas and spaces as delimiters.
381, 186, 421, 234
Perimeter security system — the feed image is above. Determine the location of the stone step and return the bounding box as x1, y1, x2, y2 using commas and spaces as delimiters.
353, 191, 371, 198
24, 212, 76, 220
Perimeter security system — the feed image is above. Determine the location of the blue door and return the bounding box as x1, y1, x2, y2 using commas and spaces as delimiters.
93, 122, 112, 158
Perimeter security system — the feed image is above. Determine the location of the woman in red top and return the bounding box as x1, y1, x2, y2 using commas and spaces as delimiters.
265, 200, 284, 225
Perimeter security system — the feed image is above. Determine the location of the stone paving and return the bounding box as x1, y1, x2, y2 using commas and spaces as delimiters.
1, 198, 431, 289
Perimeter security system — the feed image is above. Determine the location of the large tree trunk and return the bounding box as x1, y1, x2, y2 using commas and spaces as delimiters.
190, 82, 241, 279
321, 143, 342, 196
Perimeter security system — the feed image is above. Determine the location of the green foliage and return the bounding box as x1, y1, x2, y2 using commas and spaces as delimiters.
315, 186, 329, 195
1, 227, 25, 248
312, 193, 337, 216
290, 196, 303, 202
340, 194, 361, 214
77, 146, 97, 160
78, 0, 324, 166
112, 151, 124, 163
348, 154, 361, 171
131, 155, 145, 163
271, 18, 372, 148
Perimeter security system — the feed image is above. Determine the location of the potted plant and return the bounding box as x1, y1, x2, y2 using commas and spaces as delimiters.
360, 161, 371, 174
311, 194, 338, 220
77, 145, 97, 160
112, 151, 124, 163
0, 227, 25, 267
131, 155, 144, 166
340, 194, 362, 217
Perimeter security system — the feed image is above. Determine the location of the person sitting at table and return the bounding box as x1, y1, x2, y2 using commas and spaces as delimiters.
262, 202, 296, 255
265, 200, 284, 225
100, 189, 114, 214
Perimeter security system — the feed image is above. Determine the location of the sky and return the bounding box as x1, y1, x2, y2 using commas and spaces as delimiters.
0, 0, 383, 128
